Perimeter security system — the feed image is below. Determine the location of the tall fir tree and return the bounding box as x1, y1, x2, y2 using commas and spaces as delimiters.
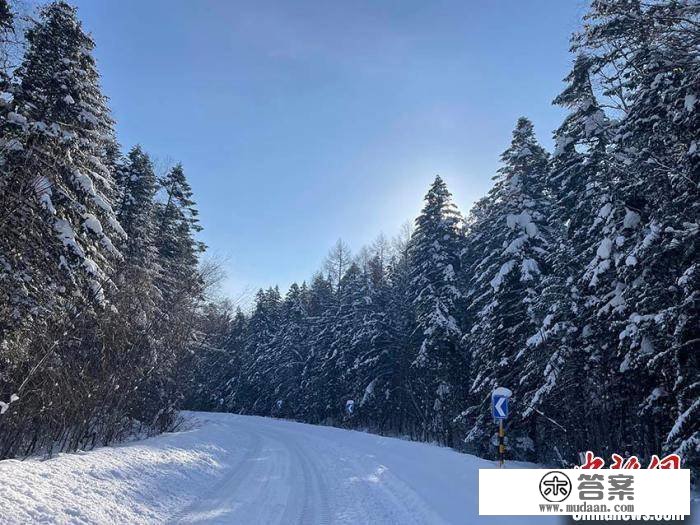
155, 163, 205, 303
574, 0, 699, 467
115, 146, 158, 266
353, 232, 419, 436
0, 1, 124, 322
520, 55, 614, 462
409, 175, 465, 444
268, 282, 310, 419
298, 273, 335, 422
462, 118, 553, 459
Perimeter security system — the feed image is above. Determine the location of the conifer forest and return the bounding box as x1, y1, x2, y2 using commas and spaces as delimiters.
0, 0, 698, 478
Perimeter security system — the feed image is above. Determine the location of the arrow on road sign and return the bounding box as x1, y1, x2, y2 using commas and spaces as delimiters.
494, 396, 507, 418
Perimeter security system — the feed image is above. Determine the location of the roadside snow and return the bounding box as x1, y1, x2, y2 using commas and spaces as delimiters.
0, 412, 555, 524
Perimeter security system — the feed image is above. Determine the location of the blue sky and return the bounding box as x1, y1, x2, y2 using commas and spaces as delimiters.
72, 0, 587, 304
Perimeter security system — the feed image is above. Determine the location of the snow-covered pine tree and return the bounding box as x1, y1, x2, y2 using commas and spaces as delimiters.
550, 54, 610, 246
316, 262, 373, 424
345, 249, 391, 430
461, 118, 552, 459
409, 175, 466, 445
352, 229, 420, 436
0, 1, 124, 327
99, 145, 165, 429
227, 287, 282, 415
115, 146, 158, 266
298, 272, 335, 423
267, 282, 310, 419
575, 0, 699, 468
613, 0, 698, 469
110, 145, 160, 333
520, 55, 614, 463
0, 0, 14, 73
154, 163, 205, 304
128, 161, 205, 431
297, 259, 369, 426
213, 306, 248, 409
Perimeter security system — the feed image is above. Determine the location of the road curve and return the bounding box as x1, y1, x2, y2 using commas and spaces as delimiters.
171, 414, 450, 525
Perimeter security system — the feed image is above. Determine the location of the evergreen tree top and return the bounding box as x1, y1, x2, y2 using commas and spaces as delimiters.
18, 1, 113, 133
496, 118, 549, 195
122, 145, 156, 181
552, 55, 609, 159
161, 164, 196, 209
500, 118, 547, 164
414, 175, 463, 232
127, 144, 147, 159
283, 282, 308, 316
252, 287, 282, 315
553, 54, 596, 109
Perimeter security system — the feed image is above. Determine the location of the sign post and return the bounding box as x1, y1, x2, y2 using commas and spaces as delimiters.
498, 420, 505, 468
491, 387, 512, 468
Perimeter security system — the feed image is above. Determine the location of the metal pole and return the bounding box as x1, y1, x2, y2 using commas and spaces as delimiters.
498, 420, 505, 468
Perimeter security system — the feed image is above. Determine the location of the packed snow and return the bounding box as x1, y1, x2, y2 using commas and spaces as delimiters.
0, 411, 556, 524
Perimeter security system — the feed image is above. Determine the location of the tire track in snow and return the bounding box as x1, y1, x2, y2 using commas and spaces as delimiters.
169, 420, 267, 524
286, 435, 331, 525
249, 421, 331, 525
170, 415, 475, 524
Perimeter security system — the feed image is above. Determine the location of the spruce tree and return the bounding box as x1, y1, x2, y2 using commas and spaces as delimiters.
462, 118, 552, 459
1, 1, 124, 317
231, 287, 282, 414
409, 175, 465, 444
521, 56, 614, 462
155, 163, 204, 294
353, 233, 419, 436
268, 282, 310, 419
0, 0, 14, 73
299, 273, 335, 422
115, 146, 158, 265
102, 145, 163, 426
575, 0, 699, 467
317, 263, 370, 423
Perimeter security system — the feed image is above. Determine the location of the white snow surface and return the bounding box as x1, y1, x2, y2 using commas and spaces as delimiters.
0, 411, 553, 525
492, 387, 513, 398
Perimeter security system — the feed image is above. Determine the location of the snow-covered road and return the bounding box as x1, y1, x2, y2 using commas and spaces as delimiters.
0, 412, 557, 524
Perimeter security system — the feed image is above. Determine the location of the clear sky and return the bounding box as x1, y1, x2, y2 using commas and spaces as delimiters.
70, 0, 588, 304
